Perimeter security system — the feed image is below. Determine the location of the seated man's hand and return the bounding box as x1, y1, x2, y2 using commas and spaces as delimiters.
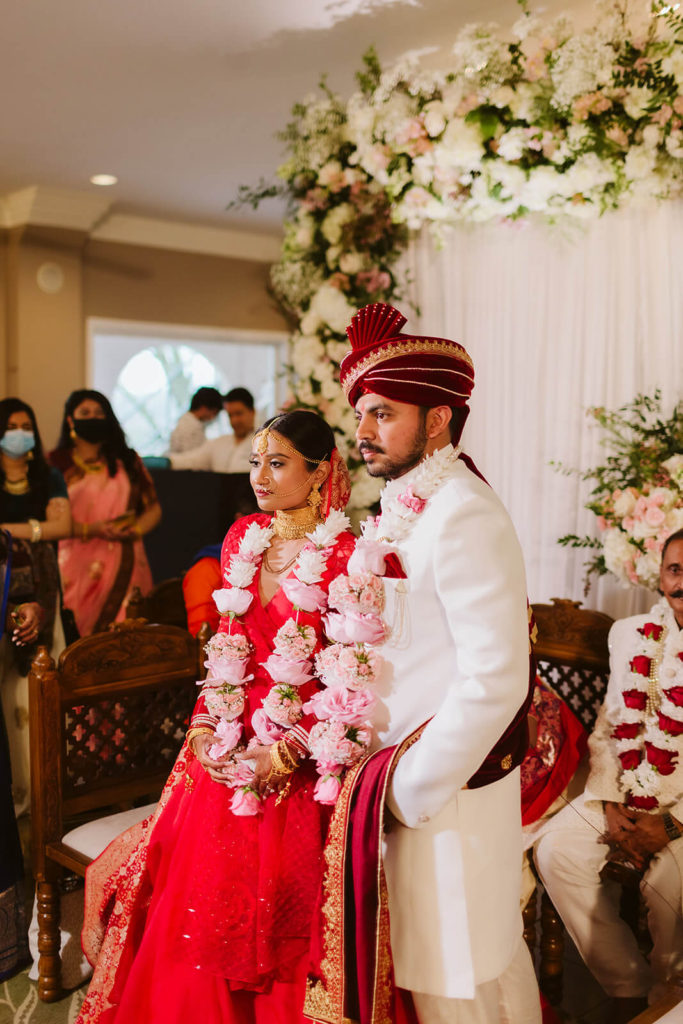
627, 813, 671, 857
603, 801, 637, 844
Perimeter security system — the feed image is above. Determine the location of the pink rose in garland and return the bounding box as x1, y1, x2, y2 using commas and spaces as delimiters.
282, 577, 328, 613
313, 760, 344, 805
204, 683, 245, 720
251, 709, 286, 745
309, 719, 372, 765
231, 788, 261, 816
622, 689, 648, 710
209, 718, 243, 759
328, 572, 385, 617
262, 654, 314, 687
324, 611, 387, 645
262, 684, 304, 727
303, 685, 377, 726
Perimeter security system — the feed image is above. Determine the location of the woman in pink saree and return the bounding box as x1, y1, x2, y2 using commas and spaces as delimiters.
50, 390, 161, 636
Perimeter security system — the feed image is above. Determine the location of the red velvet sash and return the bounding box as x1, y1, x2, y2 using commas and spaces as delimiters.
305, 730, 423, 1024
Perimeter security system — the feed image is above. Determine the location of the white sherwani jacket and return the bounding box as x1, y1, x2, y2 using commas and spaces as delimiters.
371, 447, 530, 998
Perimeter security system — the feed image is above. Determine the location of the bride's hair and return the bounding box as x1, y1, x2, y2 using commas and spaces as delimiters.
260, 410, 335, 468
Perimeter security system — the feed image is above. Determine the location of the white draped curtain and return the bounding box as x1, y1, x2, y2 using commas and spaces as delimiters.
406, 200, 683, 620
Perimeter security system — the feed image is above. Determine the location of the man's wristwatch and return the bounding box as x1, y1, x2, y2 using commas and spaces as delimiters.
662, 812, 682, 841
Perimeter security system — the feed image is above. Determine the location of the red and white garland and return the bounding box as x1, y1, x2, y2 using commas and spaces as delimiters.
611, 597, 683, 810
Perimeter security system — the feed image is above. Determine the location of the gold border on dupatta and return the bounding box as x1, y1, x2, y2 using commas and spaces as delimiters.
304, 724, 425, 1024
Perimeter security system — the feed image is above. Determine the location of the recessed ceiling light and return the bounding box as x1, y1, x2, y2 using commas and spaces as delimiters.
90, 174, 118, 186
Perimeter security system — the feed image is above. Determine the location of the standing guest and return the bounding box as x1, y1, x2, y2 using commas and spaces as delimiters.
535, 528, 683, 1022
181, 544, 221, 636
168, 386, 224, 454
167, 386, 256, 473
74, 410, 356, 1024
305, 304, 540, 1024
0, 398, 71, 814
0, 529, 42, 979
50, 389, 161, 637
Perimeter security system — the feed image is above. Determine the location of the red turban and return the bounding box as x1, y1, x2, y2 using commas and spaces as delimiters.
340, 303, 474, 413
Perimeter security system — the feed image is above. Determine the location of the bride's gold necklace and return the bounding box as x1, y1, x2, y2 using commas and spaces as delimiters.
272, 505, 322, 540
262, 548, 300, 574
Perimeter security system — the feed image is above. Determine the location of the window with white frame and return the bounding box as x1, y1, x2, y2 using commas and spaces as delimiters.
88, 320, 287, 455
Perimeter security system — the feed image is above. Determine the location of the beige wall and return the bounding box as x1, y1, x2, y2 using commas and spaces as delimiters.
83, 240, 285, 331
0, 230, 285, 446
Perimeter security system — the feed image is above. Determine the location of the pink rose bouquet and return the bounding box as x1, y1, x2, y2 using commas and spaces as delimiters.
328, 572, 385, 616
308, 720, 372, 766
262, 684, 304, 726
315, 643, 383, 689
204, 683, 246, 720
273, 619, 318, 660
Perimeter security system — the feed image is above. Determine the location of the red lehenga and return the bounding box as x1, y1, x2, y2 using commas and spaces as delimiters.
76, 514, 356, 1024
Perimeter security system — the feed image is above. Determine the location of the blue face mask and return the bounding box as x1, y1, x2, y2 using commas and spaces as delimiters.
0, 428, 36, 458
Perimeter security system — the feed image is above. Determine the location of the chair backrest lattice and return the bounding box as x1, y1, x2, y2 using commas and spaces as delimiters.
29, 621, 205, 870
531, 598, 613, 734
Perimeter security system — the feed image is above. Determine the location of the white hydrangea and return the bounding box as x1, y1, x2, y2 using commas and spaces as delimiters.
308, 285, 356, 334
603, 528, 639, 587
321, 204, 355, 245
624, 144, 657, 181
550, 35, 613, 109
438, 118, 486, 170
497, 127, 528, 162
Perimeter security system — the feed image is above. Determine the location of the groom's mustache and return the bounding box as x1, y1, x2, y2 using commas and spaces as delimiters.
359, 443, 384, 455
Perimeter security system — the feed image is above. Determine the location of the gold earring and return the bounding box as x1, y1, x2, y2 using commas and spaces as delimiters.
70, 427, 78, 442
307, 482, 322, 511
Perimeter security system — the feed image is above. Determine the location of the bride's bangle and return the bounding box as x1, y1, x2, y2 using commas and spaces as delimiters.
270, 740, 300, 776
186, 727, 213, 752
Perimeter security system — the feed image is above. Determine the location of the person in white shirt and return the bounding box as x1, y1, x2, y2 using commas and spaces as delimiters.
169, 387, 223, 454
169, 387, 256, 473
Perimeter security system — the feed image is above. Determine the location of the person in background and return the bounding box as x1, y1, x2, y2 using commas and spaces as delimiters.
182, 544, 221, 637
0, 398, 71, 815
167, 387, 256, 474
50, 389, 161, 637
0, 529, 42, 980
535, 528, 683, 1022
168, 387, 224, 454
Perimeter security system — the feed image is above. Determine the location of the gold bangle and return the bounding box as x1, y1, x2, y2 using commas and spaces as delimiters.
81, 522, 89, 541
28, 518, 42, 543
270, 740, 300, 776
186, 727, 214, 751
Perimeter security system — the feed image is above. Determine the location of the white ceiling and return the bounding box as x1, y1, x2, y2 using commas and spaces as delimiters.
3, 0, 588, 233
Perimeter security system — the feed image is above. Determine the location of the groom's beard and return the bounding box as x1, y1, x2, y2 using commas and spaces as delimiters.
359, 421, 429, 481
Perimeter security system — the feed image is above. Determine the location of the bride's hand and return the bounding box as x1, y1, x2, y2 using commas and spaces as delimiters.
191, 733, 233, 784
235, 744, 274, 796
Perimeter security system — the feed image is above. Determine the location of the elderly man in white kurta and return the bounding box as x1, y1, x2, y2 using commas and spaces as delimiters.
337, 304, 541, 1024
535, 529, 683, 1020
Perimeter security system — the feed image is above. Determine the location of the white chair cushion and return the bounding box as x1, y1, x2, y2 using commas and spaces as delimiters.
62, 802, 157, 861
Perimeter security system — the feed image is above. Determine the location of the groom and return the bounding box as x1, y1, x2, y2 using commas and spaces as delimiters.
307, 304, 540, 1024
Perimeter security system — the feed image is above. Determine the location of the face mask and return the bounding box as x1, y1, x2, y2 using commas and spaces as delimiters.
0, 428, 36, 458
73, 418, 110, 444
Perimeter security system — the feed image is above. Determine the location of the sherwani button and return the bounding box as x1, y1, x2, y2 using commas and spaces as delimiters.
417, 814, 430, 824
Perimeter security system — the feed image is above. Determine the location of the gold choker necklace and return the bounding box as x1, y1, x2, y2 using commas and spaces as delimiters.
272, 506, 322, 539
73, 452, 105, 474
3, 476, 29, 495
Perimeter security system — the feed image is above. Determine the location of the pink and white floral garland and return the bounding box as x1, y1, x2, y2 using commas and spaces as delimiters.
611, 597, 683, 810
304, 445, 464, 801
199, 510, 351, 815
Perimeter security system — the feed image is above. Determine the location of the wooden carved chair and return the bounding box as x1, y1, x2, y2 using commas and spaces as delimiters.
125, 577, 188, 630
524, 598, 614, 1004
28, 620, 211, 1001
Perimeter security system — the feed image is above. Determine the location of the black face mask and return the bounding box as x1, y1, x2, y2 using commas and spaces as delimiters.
73, 418, 111, 444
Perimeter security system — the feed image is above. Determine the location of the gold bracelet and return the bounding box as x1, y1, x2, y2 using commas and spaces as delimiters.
270, 740, 300, 776
81, 522, 89, 541
28, 518, 42, 543
186, 727, 214, 751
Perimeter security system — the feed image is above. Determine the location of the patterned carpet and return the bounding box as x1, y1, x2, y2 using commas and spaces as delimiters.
0, 969, 86, 1024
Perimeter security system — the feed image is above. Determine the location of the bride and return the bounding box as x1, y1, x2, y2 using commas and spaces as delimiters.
76, 410, 356, 1024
